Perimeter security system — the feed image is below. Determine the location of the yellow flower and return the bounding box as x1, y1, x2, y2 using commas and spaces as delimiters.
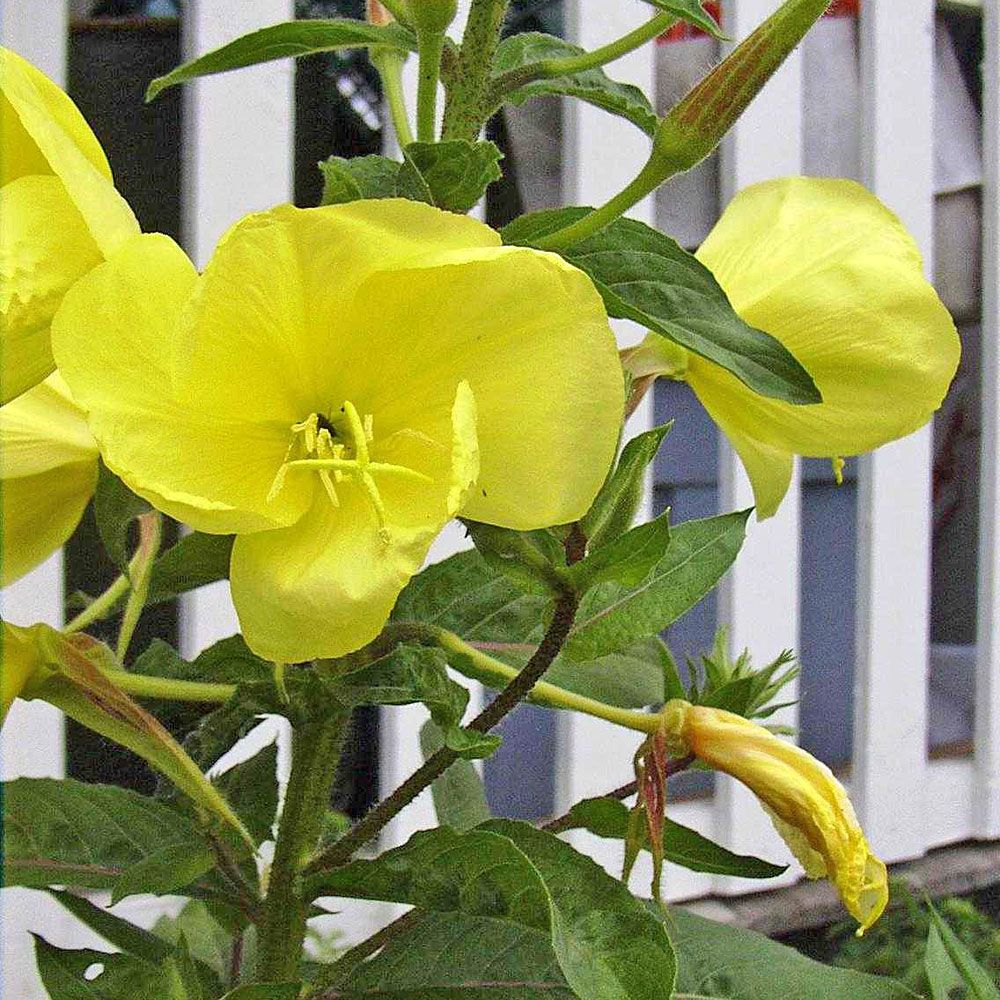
1, 621, 49, 722
624, 177, 960, 518
1, 372, 98, 585
662, 699, 888, 934
52, 200, 624, 662
1, 46, 139, 403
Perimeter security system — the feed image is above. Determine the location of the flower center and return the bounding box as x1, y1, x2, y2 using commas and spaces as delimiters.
268, 399, 432, 540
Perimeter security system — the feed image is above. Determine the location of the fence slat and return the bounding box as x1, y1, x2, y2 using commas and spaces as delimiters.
975, 0, 1000, 838
178, 0, 295, 657
851, 0, 935, 861
710, 0, 803, 892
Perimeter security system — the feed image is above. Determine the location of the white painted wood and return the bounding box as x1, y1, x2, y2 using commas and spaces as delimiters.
975, 0, 1000, 838
555, 2, 659, 878
712, 0, 803, 894
1, 7, 76, 994
851, 0, 935, 862
178, 0, 296, 656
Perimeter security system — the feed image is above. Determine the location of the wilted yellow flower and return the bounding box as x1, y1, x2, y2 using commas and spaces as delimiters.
624, 177, 960, 518
662, 699, 888, 934
1, 620, 48, 721
1, 46, 139, 403
52, 200, 624, 662
1, 372, 98, 585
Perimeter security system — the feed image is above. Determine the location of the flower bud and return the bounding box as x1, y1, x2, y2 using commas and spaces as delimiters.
404, 0, 458, 33
661, 698, 888, 934
653, 0, 832, 176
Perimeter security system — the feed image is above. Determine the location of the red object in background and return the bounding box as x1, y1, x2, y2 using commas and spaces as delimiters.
658, 0, 858, 44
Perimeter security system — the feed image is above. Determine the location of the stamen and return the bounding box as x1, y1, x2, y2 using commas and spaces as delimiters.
269, 400, 429, 540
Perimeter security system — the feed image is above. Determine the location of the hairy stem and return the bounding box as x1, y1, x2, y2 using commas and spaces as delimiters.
416, 29, 445, 141
440, 0, 509, 140
257, 708, 349, 981
303, 589, 579, 878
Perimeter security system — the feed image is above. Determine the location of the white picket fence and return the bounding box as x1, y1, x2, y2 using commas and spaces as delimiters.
2, 0, 999, 994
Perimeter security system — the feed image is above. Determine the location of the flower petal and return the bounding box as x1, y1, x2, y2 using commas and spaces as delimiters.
1, 459, 96, 587
675, 702, 889, 934
231, 383, 478, 661
1, 175, 102, 403
0, 47, 138, 255
176, 200, 501, 417
333, 246, 623, 529
52, 234, 308, 533
693, 177, 960, 460
0, 372, 96, 477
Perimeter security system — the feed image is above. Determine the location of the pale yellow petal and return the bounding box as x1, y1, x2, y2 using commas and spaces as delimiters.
1, 175, 102, 402
0, 47, 137, 255
232, 383, 478, 661
52, 234, 310, 534
1, 459, 96, 586
333, 245, 623, 529
175, 199, 500, 418
694, 177, 960, 459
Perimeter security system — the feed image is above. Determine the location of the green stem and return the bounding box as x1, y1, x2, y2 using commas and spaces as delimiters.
257, 709, 349, 981
434, 629, 658, 733
372, 47, 414, 147
63, 574, 130, 633
415, 29, 445, 141
304, 591, 587, 881
440, 0, 509, 140
104, 669, 234, 703
531, 155, 666, 251
491, 12, 675, 99
116, 511, 162, 662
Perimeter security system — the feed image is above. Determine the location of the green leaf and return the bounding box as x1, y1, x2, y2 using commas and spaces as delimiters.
337, 911, 572, 998
44, 890, 173, 963
307, 820, 676, 1000
492, 33, 658, 135
926, 901, 1000, 1000
340, 645, 501, 760
582, 422, 672, 549
111, 841, 216, 904
926, 922, 968, 1000
398, 140, 503, 213
220, 986, 302, 1000
394, 549, 667, 708
215, 743, 279, 844
667, 907, 921, 999
146, 20, 415, 100
571, 509, 672, 591
643, 0, 725, 36
146, 532, 234, 607
33, 937, 186, 1000
94, 460, 152, 572
3, 778, 212, 890
566, 510, 751, 660
134, 635, 270, 688
419, 719, 492, 831
503, 210, 820, 405
464, 520, 566, 595
560, 797, 786, 878
319, 153, 402, 205
152, 900, 234, 984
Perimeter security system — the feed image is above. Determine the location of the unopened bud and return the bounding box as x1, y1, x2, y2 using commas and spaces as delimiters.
367, 0, 393, 25
653, 0, 832, 175
405, 0, 458, 33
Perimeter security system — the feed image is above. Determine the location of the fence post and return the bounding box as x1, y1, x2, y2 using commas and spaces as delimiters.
851, 0, 935, 862
711, 0, 803, 892
975, 0, 1000, 839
